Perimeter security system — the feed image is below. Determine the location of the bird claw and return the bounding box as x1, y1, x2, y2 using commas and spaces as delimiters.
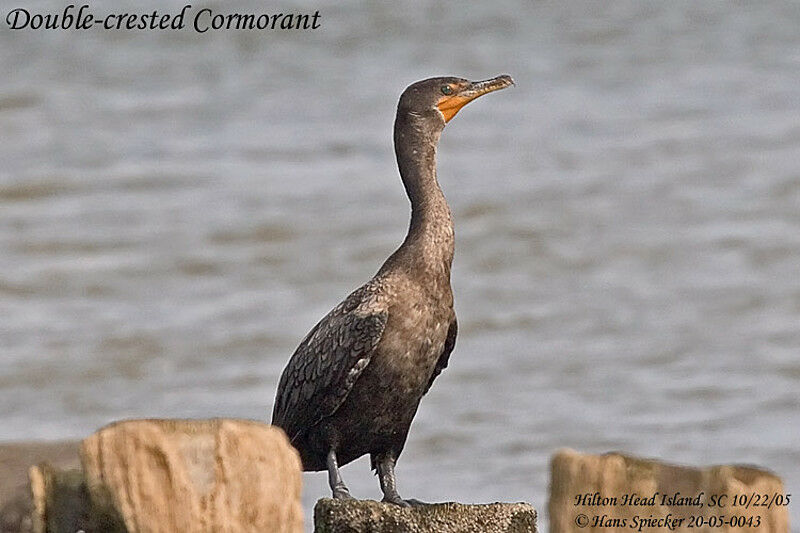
382, 495, 411, 507
382, 495, 427, 507
333, 486, 354, 500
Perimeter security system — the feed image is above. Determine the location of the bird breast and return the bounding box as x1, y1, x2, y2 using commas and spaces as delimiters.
372, 293, 451, 396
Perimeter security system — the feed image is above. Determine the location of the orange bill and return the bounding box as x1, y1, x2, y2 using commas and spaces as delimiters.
436, 75, 514, 122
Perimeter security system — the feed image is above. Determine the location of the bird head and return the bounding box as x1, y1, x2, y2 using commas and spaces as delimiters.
397, 75, 514, 129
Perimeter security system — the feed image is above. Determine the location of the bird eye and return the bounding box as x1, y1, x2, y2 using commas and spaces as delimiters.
441, 85, 453, 95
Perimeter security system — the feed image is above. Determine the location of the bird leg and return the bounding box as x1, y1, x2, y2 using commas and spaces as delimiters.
375, 453, 427, 507
327, 449, 353, 499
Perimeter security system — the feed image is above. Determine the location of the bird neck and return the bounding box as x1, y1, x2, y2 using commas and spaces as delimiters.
388, 112, 454, 279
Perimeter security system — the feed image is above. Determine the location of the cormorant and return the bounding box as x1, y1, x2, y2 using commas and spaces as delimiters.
272, 75, 514, 506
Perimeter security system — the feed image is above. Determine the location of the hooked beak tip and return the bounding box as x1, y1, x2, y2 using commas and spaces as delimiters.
467, 74, 515, 97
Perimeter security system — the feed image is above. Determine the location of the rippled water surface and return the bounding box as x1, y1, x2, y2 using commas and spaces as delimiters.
2, 0, 799, 528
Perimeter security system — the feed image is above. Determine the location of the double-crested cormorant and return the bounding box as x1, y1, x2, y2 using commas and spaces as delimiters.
272, 75, 514, 505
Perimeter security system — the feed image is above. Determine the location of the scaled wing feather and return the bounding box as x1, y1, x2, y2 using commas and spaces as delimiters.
272, 288, 387, 443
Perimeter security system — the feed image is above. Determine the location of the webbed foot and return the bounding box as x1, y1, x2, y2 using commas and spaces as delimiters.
382, 495, 428, 507
382, 494, 411, 507
375, 452, 428, 508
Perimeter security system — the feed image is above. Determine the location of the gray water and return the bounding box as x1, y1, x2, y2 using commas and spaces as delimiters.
1, 0, 799, 529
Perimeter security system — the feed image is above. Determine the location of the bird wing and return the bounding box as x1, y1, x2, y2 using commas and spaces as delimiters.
423, 317, 457, 395
271, 286, 388, 443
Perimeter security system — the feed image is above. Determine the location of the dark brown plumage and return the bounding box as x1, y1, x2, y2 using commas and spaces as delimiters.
272, 74, 513, 505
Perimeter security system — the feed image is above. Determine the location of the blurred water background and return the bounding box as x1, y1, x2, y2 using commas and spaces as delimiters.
1, 0, 799, 528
